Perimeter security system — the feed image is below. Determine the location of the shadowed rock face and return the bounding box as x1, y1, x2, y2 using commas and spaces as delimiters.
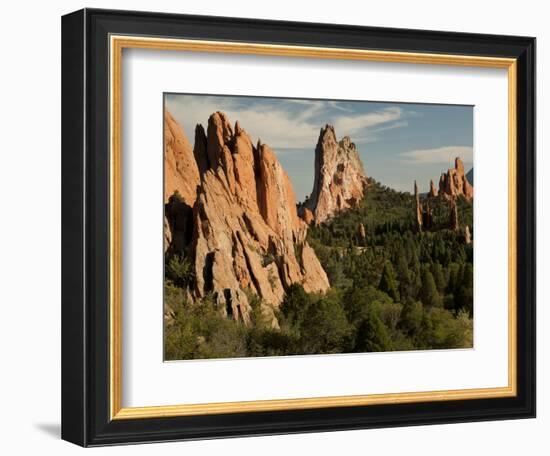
164, 110, 330, 326
164, 110, 200, 254
438, 157, 474, 201
302, 125, 368, 225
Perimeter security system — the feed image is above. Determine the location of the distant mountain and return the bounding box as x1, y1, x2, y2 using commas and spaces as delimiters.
466, 168, 474, 185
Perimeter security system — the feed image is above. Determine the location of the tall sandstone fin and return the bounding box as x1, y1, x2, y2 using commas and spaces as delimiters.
184, 112, 329, 326
302, 125, 368, 225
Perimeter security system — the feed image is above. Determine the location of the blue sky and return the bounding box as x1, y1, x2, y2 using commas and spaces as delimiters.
165, 93, 473, 201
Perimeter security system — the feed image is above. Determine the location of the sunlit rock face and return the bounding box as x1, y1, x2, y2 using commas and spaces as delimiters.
301, 125, 368, 225
164, 110, 329, 326
438, 157, 474, 201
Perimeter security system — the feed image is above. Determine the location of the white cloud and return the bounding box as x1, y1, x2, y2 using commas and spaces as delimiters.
398, 146, 473, 165
333, 107, 403, 135
166, 96, 318, 148
352, 120, 409, 143
165, 96, 408, 150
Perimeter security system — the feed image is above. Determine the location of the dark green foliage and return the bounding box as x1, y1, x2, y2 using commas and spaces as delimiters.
164, 284, 248, 360
400, 299, 424, 335
296, 291, 352, 354
420, 268, 443, 308
166, 254, 194, 288
355, 307, 393, 352
165, 179, 474, 360
379, 261, 400, 302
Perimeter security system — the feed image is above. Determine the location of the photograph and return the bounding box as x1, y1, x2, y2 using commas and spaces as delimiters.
163, 94, 475, 360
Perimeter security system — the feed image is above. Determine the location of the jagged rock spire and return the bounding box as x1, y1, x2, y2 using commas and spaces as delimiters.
414, 180, 433, 232
166, 110, 330, 327
428, 179, 438, 198
301, 124, 368, 225
415, 180, 423, 232
449, 196, 459, 231
438, 157, 473, 201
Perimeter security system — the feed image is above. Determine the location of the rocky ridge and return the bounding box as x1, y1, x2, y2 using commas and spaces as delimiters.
438, 157, 474, 201
301, 125, 368, 225
164, 110, 329, 326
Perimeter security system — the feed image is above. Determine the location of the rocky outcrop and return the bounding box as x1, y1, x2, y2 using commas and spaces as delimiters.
357, 223, 366, 244
301, 207, 315, 226
464, 225, 472, 245
164, 110, 200, 254
449, 196, 459, 231
415, 181, 423, 232
164, 110, 200, 204
165, 193, 194, 255
438, 157, 474, 201
184, 111, 329, 326
164, 216, 172, 254
301, 125, 368, 225
428, 180, 438, 198
414, 180, 433, 232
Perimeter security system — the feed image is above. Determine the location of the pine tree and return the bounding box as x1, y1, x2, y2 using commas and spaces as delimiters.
379, 261, 400, 302
396, 249, 413, 302
431, 262, 446, 292
355, 307, 393, 352
420, 268, 442, 307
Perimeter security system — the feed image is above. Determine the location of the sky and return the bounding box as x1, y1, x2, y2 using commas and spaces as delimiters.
165, 93, 473, 201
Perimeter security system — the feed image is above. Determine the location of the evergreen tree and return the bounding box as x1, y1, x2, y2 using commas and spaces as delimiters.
431, 262, 446, 292
420, 268, 442, 307
400, 299, 424, 336
379, 261, 400, 302
355, 307, 393, 352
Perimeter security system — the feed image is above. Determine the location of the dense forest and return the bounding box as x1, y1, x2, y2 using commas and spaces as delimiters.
165, 178, 474, 360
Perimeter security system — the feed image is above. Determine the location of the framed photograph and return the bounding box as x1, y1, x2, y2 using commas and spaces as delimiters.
61, 8, 535, 446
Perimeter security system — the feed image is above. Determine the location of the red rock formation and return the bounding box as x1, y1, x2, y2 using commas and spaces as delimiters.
302, 125, 368, 224
189, 112, 329, 326
428, 179, 438, 198
414, 180, 423, 232
164, 110, 200, 204
300, 207, 315, 226
164, 110, 200, 254
464, 225, 472, 245
422, 200, 434, 230
449, 196, 459, 231
414, 180, 433, 232
438, 157, 473, 201
165, 192, 194, 255
357, 223, 366, 244
164, 216, 172, 254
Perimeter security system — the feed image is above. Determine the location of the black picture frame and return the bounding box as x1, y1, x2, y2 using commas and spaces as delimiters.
62, 8, 536, 447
